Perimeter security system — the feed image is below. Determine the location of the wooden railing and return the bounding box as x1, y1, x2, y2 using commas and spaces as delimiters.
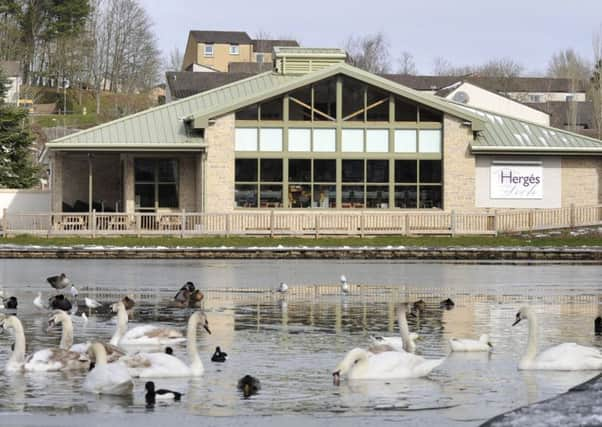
2, 204, 601, 237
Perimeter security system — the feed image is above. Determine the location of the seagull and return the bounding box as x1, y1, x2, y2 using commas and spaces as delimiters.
278, 282, 288, 293
33, 292, 45, 310
70, 284, 79, 299
85, 297, 102, 310
47, 273, 70, 291
340, 275, 349, 294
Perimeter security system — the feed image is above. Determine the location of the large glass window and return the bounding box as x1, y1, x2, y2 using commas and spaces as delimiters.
260, 98, 283, 120
313, 78, 336, 121
289, 86, 312, 121
342, 160, 364, 182
342, 77, 364, 121
134, 159, 178, 211
366, 87, 389, 121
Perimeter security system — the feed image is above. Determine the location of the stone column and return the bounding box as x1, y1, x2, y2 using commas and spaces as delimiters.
204, 114, 235, 212
121, 154, 135, 213
50, 151, 63, 212
195, 152, 204, 212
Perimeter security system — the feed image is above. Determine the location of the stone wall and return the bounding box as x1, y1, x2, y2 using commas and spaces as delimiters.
561, 157, 602, 206
204, 114, 235, 212
443, 115, 476, 210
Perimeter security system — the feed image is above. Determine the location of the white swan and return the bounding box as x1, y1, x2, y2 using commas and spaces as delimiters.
333, 347, 443, 381
0, 315, 88, 372
47, 309, 125, 362
83, 342, 133, 395
449, 334, 493, 352
121, 311, 211, 378
513, 306, 602, 370
110, 301, 186, 347
340, 275, 349, 294
278, 282, 288, 293
33, 292, 45, 310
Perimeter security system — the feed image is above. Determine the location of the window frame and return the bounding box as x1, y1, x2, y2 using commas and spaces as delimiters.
203, 43, 214, 57
229, 44, 240, 55
134, 158, 179, 212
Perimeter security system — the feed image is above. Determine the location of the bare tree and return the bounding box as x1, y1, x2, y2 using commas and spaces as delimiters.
432, 56, 523, 78
592, 26, 602, 139
432, 57, 471, 76
397, 51, 417, 75
345, 32, 391, 74
166, 47, 183, 72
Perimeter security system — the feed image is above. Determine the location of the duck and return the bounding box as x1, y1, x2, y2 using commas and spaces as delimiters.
1, 315, 88, 372
440, 298, 455, 310
174, 282, 195, 304
3, 296, 17, 309
145, 381, 182, 406
595, 316, 602, 336
513, 306, 602, 370
109, 301, 186, 347
278, 282, 288, 293
47, 273, 70, 290
49, 294, 72, 311
211, 346, 227, 362
83, 342, 133, 395
449, 334, 493, 352
340, 275, 349, 294
367, 305, 419, 353
120, 311, 211, 377
33, 292, 45, 310
84, 297, 102, 310
165, 347, 173, 355
47, 309, 125, 363
237, 375, 260, 398
122, 295, 135, 311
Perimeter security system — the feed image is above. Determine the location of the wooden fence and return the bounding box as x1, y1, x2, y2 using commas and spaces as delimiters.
2, 204, 601, 237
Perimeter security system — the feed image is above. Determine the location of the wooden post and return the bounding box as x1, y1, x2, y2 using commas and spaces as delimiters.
180, 209, 186, 238
528, 210, 534, 231
270, 210, 274, 238
91, 209, 96, 238
360, 210, 365, 237
570, 203, 576, 228
135, 214, 141, 238
2, 208, 7, 236
450, 209, 456, 236
225, 213, 231, 237
493, 210, 499, 235
404, 213, 409, 236
315, 214, 320, 239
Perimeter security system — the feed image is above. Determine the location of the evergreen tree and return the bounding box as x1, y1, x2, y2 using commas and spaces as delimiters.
0, 67, 39, 188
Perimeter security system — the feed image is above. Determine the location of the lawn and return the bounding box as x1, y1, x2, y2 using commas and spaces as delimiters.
1, 232, 601, 248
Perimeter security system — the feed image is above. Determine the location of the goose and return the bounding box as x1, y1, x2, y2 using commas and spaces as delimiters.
120, 311, 211, 377
278, 282, 288, 293
49, 294, 72, 311
110, 301, 186, 347
238, 375, 260, 398
83, 342, 133, 395
174, 282, 195, 305
3, 296, 17, 309
412, 299, 426, 312
122, 295, 135, 311
84, 297, 102, 310
513, 306, 602, 370
0, 315, 88, 372
33, 292, 45, 310
190, 290, 204, 305
145, 381, 182, 406
47, 309, 125, 363
340, 275, 349, 294
47, 273, 70, 290
440, 298, 455, 310
211, 346, 227, 362
449, 334, 493, 352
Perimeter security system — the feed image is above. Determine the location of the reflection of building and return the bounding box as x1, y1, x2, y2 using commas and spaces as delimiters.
43, 48, 602, 215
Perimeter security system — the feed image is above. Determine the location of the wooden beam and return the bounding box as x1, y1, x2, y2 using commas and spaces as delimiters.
289, 96, 335, 121
343, 98, 388, 121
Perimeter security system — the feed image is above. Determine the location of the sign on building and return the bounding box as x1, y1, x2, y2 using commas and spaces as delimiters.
490, 163, 543, 199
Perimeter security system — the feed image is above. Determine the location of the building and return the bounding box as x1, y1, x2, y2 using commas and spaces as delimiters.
0, 60, 22, 104
43, 48, 602, 216
182, 30, 299, 72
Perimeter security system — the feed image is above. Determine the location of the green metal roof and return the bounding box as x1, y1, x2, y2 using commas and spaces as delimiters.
461, 105, 602, 154
43, 62, 602, 158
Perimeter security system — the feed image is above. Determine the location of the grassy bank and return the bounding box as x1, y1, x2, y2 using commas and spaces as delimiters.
1, 232, 601, 248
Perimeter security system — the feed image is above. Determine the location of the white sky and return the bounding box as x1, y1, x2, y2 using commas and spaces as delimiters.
140, 0, 602, 75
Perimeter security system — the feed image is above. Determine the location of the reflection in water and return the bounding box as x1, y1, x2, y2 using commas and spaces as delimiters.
0, 260, 600, 426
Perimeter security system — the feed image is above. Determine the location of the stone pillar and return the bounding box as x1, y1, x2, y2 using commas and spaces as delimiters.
204, 114, 235, 212
121, 154, 135, 213
195, 152, 204, 212
50, 151, 63, 212
443, 115, 476, 211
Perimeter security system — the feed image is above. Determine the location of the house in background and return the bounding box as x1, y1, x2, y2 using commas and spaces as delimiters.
0, 60, 22, 104
182, 30, 298, 72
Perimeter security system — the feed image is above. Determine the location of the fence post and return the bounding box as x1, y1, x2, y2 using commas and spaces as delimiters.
225, 213, 231, 237
493, 210, 499, 235
570, 203, 576, 228
315, 214, 320, 239
180, 209, 186, 238
450, 209, 456, 236
360, 210, 365, 238
135, 214, 141, 238
404, 213, 409, 236
2, 208, 8, 236
91, 209, 96, 238
528, 210, 534, 231
270, 210, 274, 238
